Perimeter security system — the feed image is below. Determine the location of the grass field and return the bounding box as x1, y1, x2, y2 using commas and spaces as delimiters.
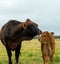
0, 39, 60, 64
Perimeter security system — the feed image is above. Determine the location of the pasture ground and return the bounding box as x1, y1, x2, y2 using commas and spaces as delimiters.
0, 39, 60, 64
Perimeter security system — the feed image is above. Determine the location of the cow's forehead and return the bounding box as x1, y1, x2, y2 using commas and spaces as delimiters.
25, 19, 38, 27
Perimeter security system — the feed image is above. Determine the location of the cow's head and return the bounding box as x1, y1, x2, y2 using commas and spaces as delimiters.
20, 19, 42, 40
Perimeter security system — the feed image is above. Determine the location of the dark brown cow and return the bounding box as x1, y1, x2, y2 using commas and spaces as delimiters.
0, 19, 42, 64
39, 31, 55, 64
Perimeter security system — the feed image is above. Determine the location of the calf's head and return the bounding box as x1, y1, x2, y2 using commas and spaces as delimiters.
39, 31, 55, 43
39, 31, 51, 43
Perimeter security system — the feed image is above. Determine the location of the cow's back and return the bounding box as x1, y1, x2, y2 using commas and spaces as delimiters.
4, 20, 21, 37
1, 20, 21, 45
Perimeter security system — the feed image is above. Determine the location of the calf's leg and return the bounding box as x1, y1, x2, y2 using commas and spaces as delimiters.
49, 55, 53, 64
43, 55, 49, 64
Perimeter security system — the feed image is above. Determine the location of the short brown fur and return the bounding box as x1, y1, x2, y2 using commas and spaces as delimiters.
39, 31, 55, 64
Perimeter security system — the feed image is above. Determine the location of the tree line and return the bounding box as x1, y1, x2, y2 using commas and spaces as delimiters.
34, 35, 60, 39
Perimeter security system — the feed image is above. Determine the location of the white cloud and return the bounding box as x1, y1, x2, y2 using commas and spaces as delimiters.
0, 0, 60, 35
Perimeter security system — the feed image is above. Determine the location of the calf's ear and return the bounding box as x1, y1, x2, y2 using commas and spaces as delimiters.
50, 32, 54, 35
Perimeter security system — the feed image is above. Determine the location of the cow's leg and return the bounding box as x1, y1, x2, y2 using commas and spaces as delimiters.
6, 47, 12, 64
15, 43, 21, 64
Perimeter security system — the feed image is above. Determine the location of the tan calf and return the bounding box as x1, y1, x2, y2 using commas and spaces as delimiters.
39, 31, 55, 64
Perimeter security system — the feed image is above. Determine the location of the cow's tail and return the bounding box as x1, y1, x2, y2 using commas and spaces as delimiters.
0, 30, 1, 40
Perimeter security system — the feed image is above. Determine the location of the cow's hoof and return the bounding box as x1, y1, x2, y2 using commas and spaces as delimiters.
15, 63, 18, 64
9, 62, 12, 64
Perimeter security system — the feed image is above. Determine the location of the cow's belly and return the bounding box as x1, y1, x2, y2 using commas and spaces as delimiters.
7, 40, 20, 51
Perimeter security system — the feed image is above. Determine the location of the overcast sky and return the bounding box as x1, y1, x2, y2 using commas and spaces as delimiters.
0, 0, 60, 35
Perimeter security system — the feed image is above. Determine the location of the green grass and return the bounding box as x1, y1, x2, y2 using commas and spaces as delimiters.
0, 39, 60, 64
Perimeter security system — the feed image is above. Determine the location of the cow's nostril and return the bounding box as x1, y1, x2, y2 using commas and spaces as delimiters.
37, 29, 42, 35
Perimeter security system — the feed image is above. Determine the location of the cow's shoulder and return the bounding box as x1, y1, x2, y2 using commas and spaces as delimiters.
7, 20, 21, 26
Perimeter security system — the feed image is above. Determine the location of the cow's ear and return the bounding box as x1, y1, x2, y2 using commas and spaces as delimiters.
26, 19, 31, 24
22, 23, 27, 30
26, 19, 39, 28
26, 19, 31, 22
50, 32, 54, 35
22, 19, 32, 30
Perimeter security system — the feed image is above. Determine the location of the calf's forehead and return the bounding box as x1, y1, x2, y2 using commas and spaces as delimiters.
41, 32, 51, 40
